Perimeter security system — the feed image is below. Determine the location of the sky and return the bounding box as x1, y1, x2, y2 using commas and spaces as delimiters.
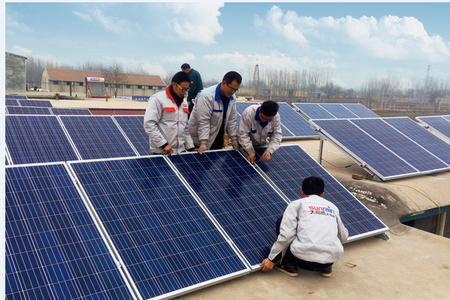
5, 2, 450, 88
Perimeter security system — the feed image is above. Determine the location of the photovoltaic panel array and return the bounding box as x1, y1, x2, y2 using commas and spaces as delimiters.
69, 157, 248, 299
6, 164, 133, 300
6, 95, 28, 99
6, 98, 19, 106
277, 102, 317, 138
351, 118, 448, 172
6, 115, 79, 164
113, 116, 149, 155
7, 106, 52, 115
170, 150, 288, 267
18, 99, 53, 107
416, 115, 450, 140
60, 116, 137, 159
51, 108, 92, 115
312, 119, 418, 180
383, 117, 450, 165
294, 103, 379, 119
256, 145, 388, 239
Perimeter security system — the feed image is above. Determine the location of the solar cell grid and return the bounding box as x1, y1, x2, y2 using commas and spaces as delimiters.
7, 106, 52, 115
277, 102, 317, 137
113, 116, 149, 155
417, 116, 450, 140
18, 99, 53, 107
6, 115, 79, 164
6, 163, 133, 300
343, 103, 379, 118
319, 103, 358, 118
60, 116, 137, 159
170, 150, 289, 267
383, 117, 450, 165
6, 99, 19, 106
294, 103, 335, 119
51, 108, 92, 115
256, 145, 388, 239
312, 119, 418, 180
69, 156, 248, 299
351, 118, 448, 172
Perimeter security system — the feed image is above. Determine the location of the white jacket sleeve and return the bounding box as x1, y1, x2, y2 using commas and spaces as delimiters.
184, 123, 194, 150
226, 101, 238, 138
195, 95, 213, 142
238, 109, 254, 153
143, 98, 167, 148
268, 203, 298, 261
336, 214, 349, 243
267, 114, 282, 154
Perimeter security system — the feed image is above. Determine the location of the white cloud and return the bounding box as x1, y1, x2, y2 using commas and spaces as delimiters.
167, 2, 224, 45
71, 9, 132, 34
73, 11, 92, 22
6, 14, 32, 35
105, 57, 168, 78
263, 6, 450, 62
9, 45, 33, 57
161, 53, 197, 63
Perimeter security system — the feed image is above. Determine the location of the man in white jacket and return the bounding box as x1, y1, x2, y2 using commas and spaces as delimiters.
238, 101, 282, 164
261, 176, 349, 277
143, 72, 194, 155
188, 71, 241, 153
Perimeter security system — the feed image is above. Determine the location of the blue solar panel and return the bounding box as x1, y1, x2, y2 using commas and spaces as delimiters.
312, 119, 418, 180
343, 103, 379, 118
417, 116, 450, 140
256, 145, 388, 239
51, 108, 92, 115
18, 100, 53, 107
69, 157, 248, 299
6, 115, 79, 164
293, 103, 335, 119
6, 95, 27, 100
6, 164, 133, 299
60, 116, 137, 159
444, 116, 450, 122
236, 102, 254, 115
383, 117, 450, 165
319, 104, 358, 118
7, 106, 52, 115
170, 150, 288, 267
351, 119, 448, 172
278, 102, 317, 138
6, 99, 19, 106
113, 116, 149, 155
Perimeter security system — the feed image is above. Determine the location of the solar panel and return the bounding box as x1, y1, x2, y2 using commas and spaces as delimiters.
18, 99, 53, 107
6, 163, 134, 299
444, 116, 450, 122
417, 116, 450, 140
170, 150, 288, 267
256, 145, 388, 240
113, 116, 149, 155
7, 106, 52, 115
351, 118, 448, 172
343, 103, 379, 118
383, 117, 450, 165
236, 102, 254, 115
6, 98, 19, 106
51, 108, 92, 115
277, 102, 318, 138
6, 95, 27, 99
312, 119, 418, 180
60, 116, 137, 159
319, 103, 358, 118
293, 103, 335, 119
69, 157, 249, 299
6, 115, 79, 164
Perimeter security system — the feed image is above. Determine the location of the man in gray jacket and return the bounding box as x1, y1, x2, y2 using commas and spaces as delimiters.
261, 176, 349, 277
188, 71, 241, 153
239, 101, 282, 164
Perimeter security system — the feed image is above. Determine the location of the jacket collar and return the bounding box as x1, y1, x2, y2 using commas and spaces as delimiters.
215, 83, 233, 103
255, 106, 269, 127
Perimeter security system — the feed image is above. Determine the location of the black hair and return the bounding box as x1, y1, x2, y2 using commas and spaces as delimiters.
302, 176, 325, 196
260, 100, 279, 117
171, 71, 191, 84
181, 63, 191, 70
222, 71, 242, 84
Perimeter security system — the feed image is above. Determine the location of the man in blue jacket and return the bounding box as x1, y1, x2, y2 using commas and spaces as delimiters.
181, 63, 203, 113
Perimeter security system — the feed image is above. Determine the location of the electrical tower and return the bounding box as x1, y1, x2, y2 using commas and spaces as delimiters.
253, 64, 260, 99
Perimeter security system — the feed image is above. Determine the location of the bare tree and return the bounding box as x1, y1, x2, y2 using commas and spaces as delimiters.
103, 63, 127, 97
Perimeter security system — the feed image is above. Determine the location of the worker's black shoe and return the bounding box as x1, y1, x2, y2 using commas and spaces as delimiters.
320, 265, 332, 278
276, 263, 299, 277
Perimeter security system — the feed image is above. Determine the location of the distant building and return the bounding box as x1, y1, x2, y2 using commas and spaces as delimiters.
6, 52, 27, 92
41, 68, 166, 97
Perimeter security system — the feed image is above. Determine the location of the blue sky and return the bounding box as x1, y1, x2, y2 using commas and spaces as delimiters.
5, 2, 450, 88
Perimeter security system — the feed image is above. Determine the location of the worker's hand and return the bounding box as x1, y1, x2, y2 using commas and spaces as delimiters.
261, 258, 275, 272
247, 152, 256, 164
262, 150, 272, 161
231, 136, 240, 151
197, 140, 208, 154
162, 144, 173, 155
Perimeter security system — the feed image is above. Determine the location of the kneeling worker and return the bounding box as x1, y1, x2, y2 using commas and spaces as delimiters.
239, 100, 282, 163
261, 176, 349, 277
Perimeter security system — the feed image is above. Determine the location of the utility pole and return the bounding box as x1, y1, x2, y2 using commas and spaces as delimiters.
253, 64, 260, 100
